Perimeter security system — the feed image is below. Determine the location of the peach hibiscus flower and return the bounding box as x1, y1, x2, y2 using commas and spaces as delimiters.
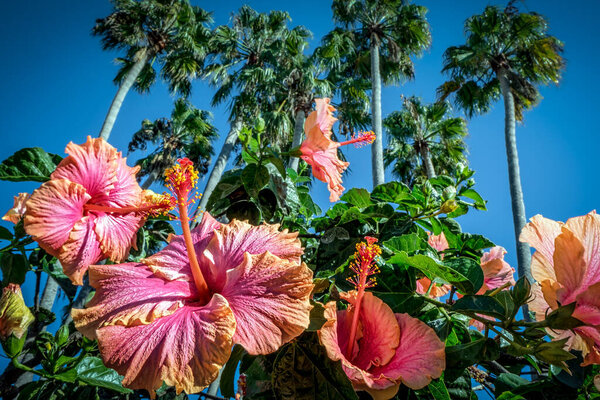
320, 237, 445, 399
416, 232, 452, 298
23, 137, 170, 285
300, 98, 375, 202
478, 246, 515, 294
72, 160, 314, 397
2, 193, 30, 224
520, 212, 600, 365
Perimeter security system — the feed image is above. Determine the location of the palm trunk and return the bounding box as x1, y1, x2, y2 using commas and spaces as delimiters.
98, 49, 149, 141
420, 145, 436, 179
370, 43, 385, 187
195, 119, 243, 214
288, 110, 305, 172
141, 170, 160, 190
498, 68, 532, 286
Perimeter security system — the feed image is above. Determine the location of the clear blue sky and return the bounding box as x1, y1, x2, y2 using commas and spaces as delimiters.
0, 0, 598, 395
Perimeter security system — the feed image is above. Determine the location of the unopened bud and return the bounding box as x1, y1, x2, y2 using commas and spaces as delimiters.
440, 199, 459, 214
0, 284, 34, 341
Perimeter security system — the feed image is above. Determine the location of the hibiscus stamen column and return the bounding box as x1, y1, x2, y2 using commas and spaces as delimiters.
337, 131, 377, 148
165, 158, 209, 303
345, 236, 382, 356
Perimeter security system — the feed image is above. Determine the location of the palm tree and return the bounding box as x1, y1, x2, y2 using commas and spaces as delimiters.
327, 0, 431, 187
128, 98, 217, 189
384, 97, 468, 185
197, 6, 311, 212
439, 3, 564, 283
94, 0, 212, 140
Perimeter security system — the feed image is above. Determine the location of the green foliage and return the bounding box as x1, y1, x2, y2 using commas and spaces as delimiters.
0, 147, 62, 182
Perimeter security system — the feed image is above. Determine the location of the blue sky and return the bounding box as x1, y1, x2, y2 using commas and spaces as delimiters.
0, 0, 598, 396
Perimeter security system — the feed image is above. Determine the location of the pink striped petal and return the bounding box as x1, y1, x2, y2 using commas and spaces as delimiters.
368, 313, 445, 390
95, 213, 145, 262
220, 252, 313, 354
51, 136, 118, 202
427, 232, 449, 253
142, 212, 221, 282
199, 219, 303, 292
24, 179, 90, 256
479, 246, 515, 293
520, 215, 563, 282
303, 98, 337, 149
57, 215, 103, 285
553, 228, 587, 303
96, 294, 235, 397
72, 262, 195, 338
564, 212, 600, 288
101, 157, 142, 208
340, 291, 400, 369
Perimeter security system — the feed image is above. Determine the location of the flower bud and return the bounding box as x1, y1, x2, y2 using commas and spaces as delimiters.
0, 284, 34, 341
440, 199, 459, 214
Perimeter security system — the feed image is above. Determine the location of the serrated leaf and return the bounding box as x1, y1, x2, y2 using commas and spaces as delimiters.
383, 234, 427, 254
340, 188, 372, 208
0, 147, 62, 182
429, 378, 451, 400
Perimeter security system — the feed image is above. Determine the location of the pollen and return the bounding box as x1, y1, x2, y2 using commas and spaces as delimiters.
346, 236, 382, 290
164, 158, 201, 208
352, 131, 376, 148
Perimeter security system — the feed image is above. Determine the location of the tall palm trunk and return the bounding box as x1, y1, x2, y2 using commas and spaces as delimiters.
288, 110, 305, 172
99, 49, 149, 141
370, 43, 385, 187
498, 68, 532, 285
196, 119, 243, 213
420, 144, 436, 179
141, 169, 160, 190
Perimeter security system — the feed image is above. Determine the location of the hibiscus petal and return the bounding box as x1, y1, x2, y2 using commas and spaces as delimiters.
303, 98, 337, 150
553, 228, 587, 301
58, 215, 103, 285
340, 291, 400, 369
427, 232, 449, 253
24, 179, 90, 256
368, 313, 445, 390
51, 136, 118, 202
529, 282, 552, 322
102, 157, 142, 208
564, 212, 600, 288
520, 215, 563, 282
95, 213, 145, 262
308, 146, 348, 202
142, 212, 220, 282
220, 252, 313, 355
199, 219, 303, 292
96, 294, 235, 397
2, 193, 30, 224
72, 262, 195, 338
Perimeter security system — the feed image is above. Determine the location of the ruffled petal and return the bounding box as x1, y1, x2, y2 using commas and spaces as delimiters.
307, 145, 348, 202
303, 98, 337, 150
520, 215, 563, 282
480, 246, 515, 293
341, 291, 400, 369
220, 252, 313, 354
2, 193, 30, 224
415, 277, 451, 299
102, 157, 142, 208
72, 262, 195, 338
199, 219, 303, 292
142, 212, 220, 282
564, 212, 600, 288
57, 215, 103, 285
51, 136, 118, 202
94, 213, 145, 262
368, 313, 445, 390
427, 232, 449, 253
96, 294, 236, 397
24, 179, 90, 256
529, 282, 552, 322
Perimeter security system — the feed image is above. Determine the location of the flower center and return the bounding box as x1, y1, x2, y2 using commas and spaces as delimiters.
345, 236, 381, 357
164, 158, 209, 303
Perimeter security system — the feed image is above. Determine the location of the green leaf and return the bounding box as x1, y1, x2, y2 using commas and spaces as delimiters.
75, 356, 133, 393
226, 200, 262, 225
389, 252, 482, 294
0, 147, 62, 182
362, 203, 394, 219
457, 233, 495, 253
535, 338, 577, 369
511, 277, 531, 307
451, 295, 506, 318
459, 188, 487, 210
446, 337, 499, 368
443, 257, 484, 294
272, 333, 358, 400
493, 290, 515, 319
338, 207, 367, 225
220, 345, 246, 398
307, 301, 327, 331
543, 302, 584, 330
494, 373, 530, 395
0, 252, 29, 286
383, 234, 427, 254
0, 226, 13, 242
266, 156, 286, 178
370, 181, 413, 204
429, 378, 451, 400
242, 164, 270, 198
340, 188, 372, 208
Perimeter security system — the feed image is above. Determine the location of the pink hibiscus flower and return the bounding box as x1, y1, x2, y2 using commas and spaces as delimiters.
2, 193, 30, 224
478, 246, 515, 294
23, 137, 171, 285
520, 211, 600, 365
320, 237, 445, 399
72, 159, 314, 397
300, 98, 375, 202
416, 232, 451, 298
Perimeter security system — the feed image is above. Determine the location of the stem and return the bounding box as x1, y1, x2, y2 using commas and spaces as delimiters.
178, 200, 209, 302
83, 203, 159, 214
33, 270, 41, 312
488, 282, 512, 297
